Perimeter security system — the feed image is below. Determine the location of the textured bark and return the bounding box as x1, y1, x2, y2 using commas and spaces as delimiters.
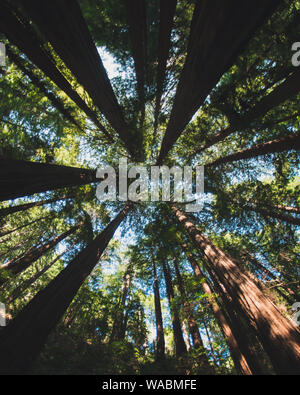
153, 0, 177, 136
162, 261, 187, 356
157, 0, 280, 163
208, 132, 300, 167
173, 258, 212, 372
173, 206, 300, 375
0, 195, 71, 219
19, 0, 138, 158
0, 205, 131, 374
0, 158, 96, 202
153, 261, 165, 360
1, 223, 83, 280
183, 247, 253, 375
0, 1, 109, 138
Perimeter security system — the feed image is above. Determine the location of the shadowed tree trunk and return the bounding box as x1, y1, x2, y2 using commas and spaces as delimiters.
183, 246, 253, 374
172, 205, 300, 375
1, 223, 83, 281
110, 265, 132, 342
162, 261, 187, 356
242, 202, 300, 226
207, 132, 300, 167
0, 195, 71, 219
19, 0, 138, 158
0, 217, 49, 238
124, 0, 147, 126
0, 158, 96, 202
0, 1, 110, 139
153, 260, 165, 361
0, 205, 131, 374
173, 258, 212, 372
157, 0, 280, 163
153, 0, 177, 137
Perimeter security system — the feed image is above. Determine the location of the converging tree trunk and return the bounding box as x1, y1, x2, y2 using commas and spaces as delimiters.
0, 205, 131, 374
162, 261, 187, 356
172, 205, 300, 375
173, 258, 212, 372
153, 260, 165, 361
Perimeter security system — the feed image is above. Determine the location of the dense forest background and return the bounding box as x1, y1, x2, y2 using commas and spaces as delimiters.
0, 0, 299, 375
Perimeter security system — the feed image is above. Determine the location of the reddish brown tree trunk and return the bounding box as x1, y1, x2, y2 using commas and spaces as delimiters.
0, 205, 131, 373
208, 132, 300, 167
172, 206, 300, 375
0, 158, 96, 202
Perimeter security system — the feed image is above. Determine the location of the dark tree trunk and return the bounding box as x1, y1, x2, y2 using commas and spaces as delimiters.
208, 132, 300, 167
173, 258, 212, 372
162, 261, 187, 356
153, 261, 165, 361
110, 267, 132, 343
172, 206, 300, 375
183, 247, 253, 374
0, 216, 49, 238
0, 195, 71, 219
153, 0, 177, 137
1, 223, 83, 281
157, 0, 280, 163
0, 158, 96, 202
244, 203, 300, 226
0, 205, 131, 374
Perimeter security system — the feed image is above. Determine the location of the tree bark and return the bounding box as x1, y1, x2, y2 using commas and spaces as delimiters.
157, 0, 280, 163
173, 258, 212, 372
0, 205, 131, 373
153, 260, 165, 361
162, 261, 187, 356
172, 205, 300, 375
0, 158, 96, 202
208, 132, 300, 167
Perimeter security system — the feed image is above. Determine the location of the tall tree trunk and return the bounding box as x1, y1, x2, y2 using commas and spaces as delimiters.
153, 260, 165, 361
162, 261, 187, 356
1, 223, 83, 281
172, 205, 300, 375
110, 266, 132, 343
0, 195, 71, 219
0, 158, 96, 202
242, 203, 300, 226
157, 0, 280, 163
208, 132, 300, 167
0, 205, 131, 374
153, 0, 177, 138
173, 258, 212, 372
184, 246, 253, 374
